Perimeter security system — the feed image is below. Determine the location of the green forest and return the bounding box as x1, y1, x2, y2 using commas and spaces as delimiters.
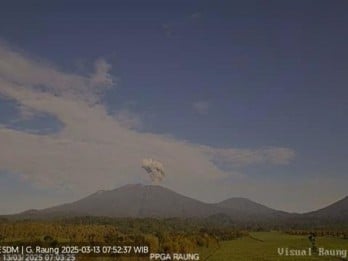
1, 217, 348, 260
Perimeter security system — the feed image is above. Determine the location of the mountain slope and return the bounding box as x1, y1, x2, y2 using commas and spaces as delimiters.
26, 184, 224, 218
16, 184, 284, 219
304, 196, 348, 220
14, 184, 348, 222
216, 197, 287, 217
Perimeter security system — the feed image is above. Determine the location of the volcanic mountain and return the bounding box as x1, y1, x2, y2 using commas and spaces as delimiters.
17, 184, 283, 219
14, 184, 348, 223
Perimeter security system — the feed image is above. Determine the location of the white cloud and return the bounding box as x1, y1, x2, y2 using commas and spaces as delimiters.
90, 58, 113, 89
207, 147, 295, 167
0, 43, 299, 213
0, 42, 114, 104
192, 101, 210, 114
113, 109, 143, 130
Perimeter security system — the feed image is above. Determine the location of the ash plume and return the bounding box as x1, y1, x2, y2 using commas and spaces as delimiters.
141, 158, 165, 183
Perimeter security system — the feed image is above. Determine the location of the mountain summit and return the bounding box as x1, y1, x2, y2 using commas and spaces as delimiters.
15, 185, 348, 223
17, 184, 280, 219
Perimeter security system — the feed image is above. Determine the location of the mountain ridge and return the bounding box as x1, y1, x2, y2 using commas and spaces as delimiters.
15, 184, 281, 219
8, 184, 348, 223
304, 195, 348, 220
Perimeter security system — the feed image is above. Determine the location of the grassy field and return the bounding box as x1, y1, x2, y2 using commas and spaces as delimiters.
1, 231, 347, 261
1, 219, 347, 261
199, 232, 348, 261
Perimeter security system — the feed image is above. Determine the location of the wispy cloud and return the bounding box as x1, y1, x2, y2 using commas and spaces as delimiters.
0, 43, 297, 212
0, 42, 114, 104
190, 12, 202, 20
161, 12, 202, 39
192, 101, 211, 114
90, 58, 113, 89
208, 147, 295, 167
113, 109, 143, 130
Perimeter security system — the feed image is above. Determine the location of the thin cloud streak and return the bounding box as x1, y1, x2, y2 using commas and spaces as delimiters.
192, 101, 211, 114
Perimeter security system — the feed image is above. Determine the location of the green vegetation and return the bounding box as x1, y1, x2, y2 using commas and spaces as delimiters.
0, 217, 347, 260
200, 232, 348, 261
0, 217, 244, 259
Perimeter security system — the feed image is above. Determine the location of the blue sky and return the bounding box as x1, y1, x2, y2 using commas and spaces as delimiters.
0, 0, 347, 213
